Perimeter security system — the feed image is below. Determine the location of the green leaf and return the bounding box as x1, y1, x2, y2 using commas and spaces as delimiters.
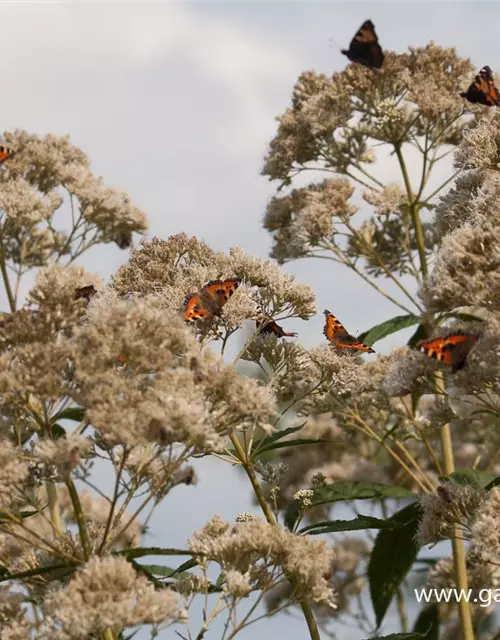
139, 564, 191, 579
284, 481, 415, 531
485, 476, 500, 491
413, 603, 439, 640
255, 437, 334, 455
358, 314, 420, 347
441, 312, 485, 325
408, 324, 428, 348
169, 558, 199, 576
441, 469, 495, 489
299, 514, 404, 535
252, 424, 306, 456
115, 547, 196, 559
368, 501, 422, 628
50, 424, 66, 440
363, 634, 428, 640
50, 406, 86, 424
0, 562, 79, 583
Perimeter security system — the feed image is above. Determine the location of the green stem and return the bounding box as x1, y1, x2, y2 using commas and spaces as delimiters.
396, 588, 409, 633
229, 434, 321, 640
0, 227, 15, 312
46, 481, 63, 538
436, 372, 474, 640
65, 476, 92, 561
393, 143, 428, 278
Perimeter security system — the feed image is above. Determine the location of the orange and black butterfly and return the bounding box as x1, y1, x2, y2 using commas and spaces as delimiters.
460, 66, 500, 107
256, 319, 298, 338
341, 20, 384, 70
184, 278, 241, 322
323, 310, 375, 353
74, 284, 97, 302
417, 332, 479, 373
0, 145, 14, 165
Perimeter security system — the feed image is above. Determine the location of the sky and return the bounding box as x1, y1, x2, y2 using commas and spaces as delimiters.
0, 1, 496, 638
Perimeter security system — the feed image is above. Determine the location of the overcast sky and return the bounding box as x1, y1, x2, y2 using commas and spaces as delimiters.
1, 2, 496, 638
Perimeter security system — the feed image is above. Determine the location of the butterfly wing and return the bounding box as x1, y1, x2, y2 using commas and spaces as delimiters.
74, 284, 97, 302
256, 319, 297, 338
323, 310, 375, 353
461, 66, 500, 106
202, 279, 241, 308
183, 293, 213, 322
341, 20, 384, 69
184, 278, 241, 322
417, 333, 479, 372
0, 145, 13, 165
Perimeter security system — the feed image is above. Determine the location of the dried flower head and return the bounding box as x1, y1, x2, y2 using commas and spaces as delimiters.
44, 556, 185, 638
189, 516, 336, 607
417, 482, 485, 546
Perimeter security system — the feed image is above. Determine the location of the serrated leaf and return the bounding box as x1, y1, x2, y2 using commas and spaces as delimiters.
441, 469, 495, 489
358, 314, 420, 347
299, 514, 404, 535
408, 324, 428, 348
413, 603, 439, 640
368, 501, 422, 628
363, 634, 428, 640
252, 424, 306, 456
284, 481, 415, 531
51, 406, 86, 424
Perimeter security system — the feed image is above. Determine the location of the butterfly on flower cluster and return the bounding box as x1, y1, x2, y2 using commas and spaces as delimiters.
341, 20, 384, 70
74, 284, 97, 302
323, 310, 375, 353
256, 318, 298, 338
0, 145, 14, 165
460, 65, 500, 107
184, 278, 241, 322
417, 332, 479, 372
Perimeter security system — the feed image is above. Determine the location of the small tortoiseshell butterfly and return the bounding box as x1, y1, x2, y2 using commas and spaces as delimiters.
74, 284, 97, 302
256, 319, 298, 338
460, 66, 500, 107
323, 310, 375, 353
115, 232, 133, 250
417, 332, 479, 372
184, 278, 241, 322
0, 145, 14, 165
341, 20, 384, 70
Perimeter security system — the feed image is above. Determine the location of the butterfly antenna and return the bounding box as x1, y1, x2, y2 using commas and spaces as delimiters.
328, 36, 343, 51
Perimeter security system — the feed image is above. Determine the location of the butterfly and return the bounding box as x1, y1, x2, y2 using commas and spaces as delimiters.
0, 145, 13, 165
341, 20, 384, 70
256, 319, 298, 338
74, 284, 97, 302
115, 232, 133, 249
460, 66, 500, 106
184, 278, 241, 322
417, 332, 479, 373
323, 310, 375, 353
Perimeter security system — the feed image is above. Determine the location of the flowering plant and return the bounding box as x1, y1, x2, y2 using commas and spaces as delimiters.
1, 37, 500, 640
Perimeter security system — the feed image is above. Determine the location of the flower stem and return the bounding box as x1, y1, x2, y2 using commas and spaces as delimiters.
46, 481, 63, 537
229, 434, 321, 640
0, 227, 16, 312
393, 143, 428, 278
65, 476, 92, 561
436, 373, 474, 640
